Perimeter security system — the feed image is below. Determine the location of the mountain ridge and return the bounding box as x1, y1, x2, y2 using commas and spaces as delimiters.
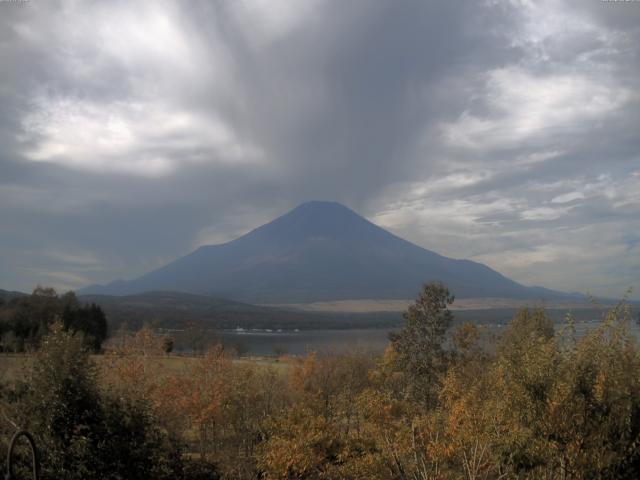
79, 201, 575, 302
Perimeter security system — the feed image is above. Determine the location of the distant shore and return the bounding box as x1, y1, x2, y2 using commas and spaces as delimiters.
264, 297, 623, 314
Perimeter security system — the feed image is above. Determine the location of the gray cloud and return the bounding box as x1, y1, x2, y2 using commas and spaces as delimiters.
0, 0, 638, 299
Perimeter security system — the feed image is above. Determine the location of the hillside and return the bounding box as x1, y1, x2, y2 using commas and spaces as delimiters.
0, 288, 27, 301
77, 290, 401, 331
80, 201, 574, 303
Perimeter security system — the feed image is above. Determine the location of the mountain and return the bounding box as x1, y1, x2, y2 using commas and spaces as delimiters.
0, 288, 27, 301
79, 201, 571, 303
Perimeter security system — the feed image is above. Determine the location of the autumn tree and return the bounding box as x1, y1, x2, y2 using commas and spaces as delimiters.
219, 363, 290, 477
4, 324, 183, 480
438, 322, 501, 480
474, 304, 640, 479
258, 351, 375, 479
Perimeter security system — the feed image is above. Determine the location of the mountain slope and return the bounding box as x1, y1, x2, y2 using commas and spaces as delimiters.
0, 288, 27, 301
80, 201, 569, 302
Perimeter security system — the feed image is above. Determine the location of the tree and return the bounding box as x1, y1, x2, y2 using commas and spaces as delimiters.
7, 286, 60, 350
16, 323, 104, 479
439, 322, 501, 480
62, 298, 108, 353
389, 282, 454, 406
5, 323, 185, 480
99, 395, 185, 480
475, 304, 640, 479
258, 351, 375, 479
0, 288, 108, 352
162, 336, 175, 355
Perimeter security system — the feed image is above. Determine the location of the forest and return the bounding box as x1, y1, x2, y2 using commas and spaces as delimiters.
1, 283, 640, 479
0, 286, 108, 353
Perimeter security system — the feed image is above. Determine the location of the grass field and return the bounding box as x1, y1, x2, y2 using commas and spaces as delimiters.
0, 354, 31, 382
266, 297, 622, 313
0, 352, 290, 384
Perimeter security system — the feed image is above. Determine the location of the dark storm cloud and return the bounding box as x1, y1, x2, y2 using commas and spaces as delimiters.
0, 0, 638, 298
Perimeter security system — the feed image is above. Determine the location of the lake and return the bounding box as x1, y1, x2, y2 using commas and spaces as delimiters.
215, 328, 394, 356
212, 317, 640, 356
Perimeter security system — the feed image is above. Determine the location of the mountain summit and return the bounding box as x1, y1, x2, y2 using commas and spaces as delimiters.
80, 201, 565, 302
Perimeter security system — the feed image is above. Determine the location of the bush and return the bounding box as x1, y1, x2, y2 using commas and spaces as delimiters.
5, 325, 184, 480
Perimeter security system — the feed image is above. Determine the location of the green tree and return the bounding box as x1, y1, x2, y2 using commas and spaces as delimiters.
61, 295, 108, 353
0, 288, 108, 352
17, 324, 103, 479
99, 396, 184, 480
389, 282, 454, 406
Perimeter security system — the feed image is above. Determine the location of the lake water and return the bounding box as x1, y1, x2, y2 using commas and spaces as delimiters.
215, 328, 394, 356
211, 318, 640, 356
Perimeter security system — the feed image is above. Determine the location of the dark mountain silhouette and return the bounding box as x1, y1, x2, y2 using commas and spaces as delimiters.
0, 288, 27, 301
79, 201, 571, 303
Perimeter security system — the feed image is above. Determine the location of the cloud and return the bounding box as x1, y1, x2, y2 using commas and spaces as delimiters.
440, 67, 636, 152
21, 96, 263, 176
551, 192, 585, 204
0, 0, 637, 299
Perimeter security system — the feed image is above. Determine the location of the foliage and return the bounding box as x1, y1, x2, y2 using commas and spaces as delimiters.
389, 281, 454, 406
258, 351, 376, 479
0, 287, 108, 352
0, 324, 185, 480
60, 292, 108, 353
2, 283, 640, 480
257, 297, 640, 480
489, 303, 640, 478
162, 336, 175, 354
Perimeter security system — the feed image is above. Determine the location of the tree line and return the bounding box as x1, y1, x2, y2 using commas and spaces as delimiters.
0, 286, 108, 353
1, 282, 639, 479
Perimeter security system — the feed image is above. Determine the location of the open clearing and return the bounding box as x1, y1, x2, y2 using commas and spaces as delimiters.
0, 353, 290, 384
266, 297, 617, 313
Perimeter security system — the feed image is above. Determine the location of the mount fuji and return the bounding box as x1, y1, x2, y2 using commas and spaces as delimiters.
79, 201, 569, 303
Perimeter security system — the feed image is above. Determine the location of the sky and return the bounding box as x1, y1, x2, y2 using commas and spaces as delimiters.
0, 0, 638, 300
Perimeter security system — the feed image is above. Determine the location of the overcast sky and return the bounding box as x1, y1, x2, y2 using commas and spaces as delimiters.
1, 0, 638, 299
